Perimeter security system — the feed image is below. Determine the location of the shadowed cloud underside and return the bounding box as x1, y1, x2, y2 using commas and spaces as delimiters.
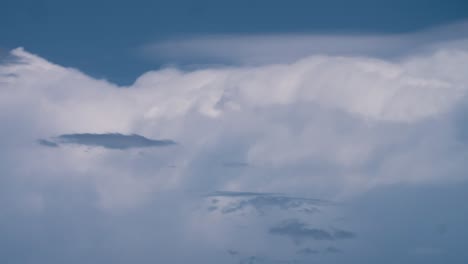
205, 191, 330, 215
39, 133, 176, 149
269, 219, 356, 243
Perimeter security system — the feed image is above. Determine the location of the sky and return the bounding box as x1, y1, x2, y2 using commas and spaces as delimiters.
2, 0, 468, 84
1, 1, 468, 263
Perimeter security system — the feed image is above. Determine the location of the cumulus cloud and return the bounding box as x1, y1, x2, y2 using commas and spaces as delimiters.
1, 23, 468, 263
2, 38, 468, 207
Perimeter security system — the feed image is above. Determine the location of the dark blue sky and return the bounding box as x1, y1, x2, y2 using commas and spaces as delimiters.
2, 0, 467, 84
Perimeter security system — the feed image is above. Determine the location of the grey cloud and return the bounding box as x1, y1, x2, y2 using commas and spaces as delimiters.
238, 255, 300, 264
297, 247, 343, 255
269, 220, 333, 241
205, 191, 329, 215
332, 229, 356, 239
37, 139, 59, 148
222, 161, 250, 168
227, 249, 239, 256
207, 191, 279, 197
142, 21, 468, 65
207, 206, 218, 212
296, 248, 319, 255
39, 133, 176, 150
221, 196, 321, 215
324, 247, 342, 254
269, 219, 355, 243
239, 256, 264, 264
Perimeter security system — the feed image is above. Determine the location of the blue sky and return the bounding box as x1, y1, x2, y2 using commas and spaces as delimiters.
1, 0, 467, 84
1, 1, 468, 264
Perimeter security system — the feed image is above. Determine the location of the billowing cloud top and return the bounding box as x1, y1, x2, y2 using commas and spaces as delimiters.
2, 26, 468, 263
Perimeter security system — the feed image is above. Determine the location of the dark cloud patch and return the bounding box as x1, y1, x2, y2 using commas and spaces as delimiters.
333, 228, 356, 239
221, 196, 322, 215
297, 248, 319, 255
238, 255, 302, 264
207, 191, 279, 197
207, 206, 218, 212
37, 139, 59, 148
297, 247, 344, 256
270, 219, 334, 241
324, 247, 342, 254
227, 249, 239, 256
0, 73, 17, 78
206, 191, 328, 215
238, 255, 299, 264
222, 161, 250, 168
39, 133, 176, 150
239, 255, 264, 264
269, 219, 355, 244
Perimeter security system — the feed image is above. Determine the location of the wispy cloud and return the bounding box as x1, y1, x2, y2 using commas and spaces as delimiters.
142, 21, 468, 66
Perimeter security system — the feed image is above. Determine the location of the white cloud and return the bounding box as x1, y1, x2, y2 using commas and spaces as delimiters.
2, 25, 468, 263
2, 37, 468, 210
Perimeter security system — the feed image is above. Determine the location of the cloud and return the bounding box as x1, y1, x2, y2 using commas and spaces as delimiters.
332, 229, 356, 239
207, 191, 279, 197
142, 21, 468, 66
2, 33, 468, 210
37, 139, 59, 148
269, 219, 355, 243
239, 256, 265, 264
324, 247, 342, 254
296, 248, 319, 255
2, 36, 468, 209
227, 249, 239, 256
297, 247, 343, 255
1, 23, 468, 263
205, 191, 328, 215
40, 133, 176, 149
221, 161, 250, 168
